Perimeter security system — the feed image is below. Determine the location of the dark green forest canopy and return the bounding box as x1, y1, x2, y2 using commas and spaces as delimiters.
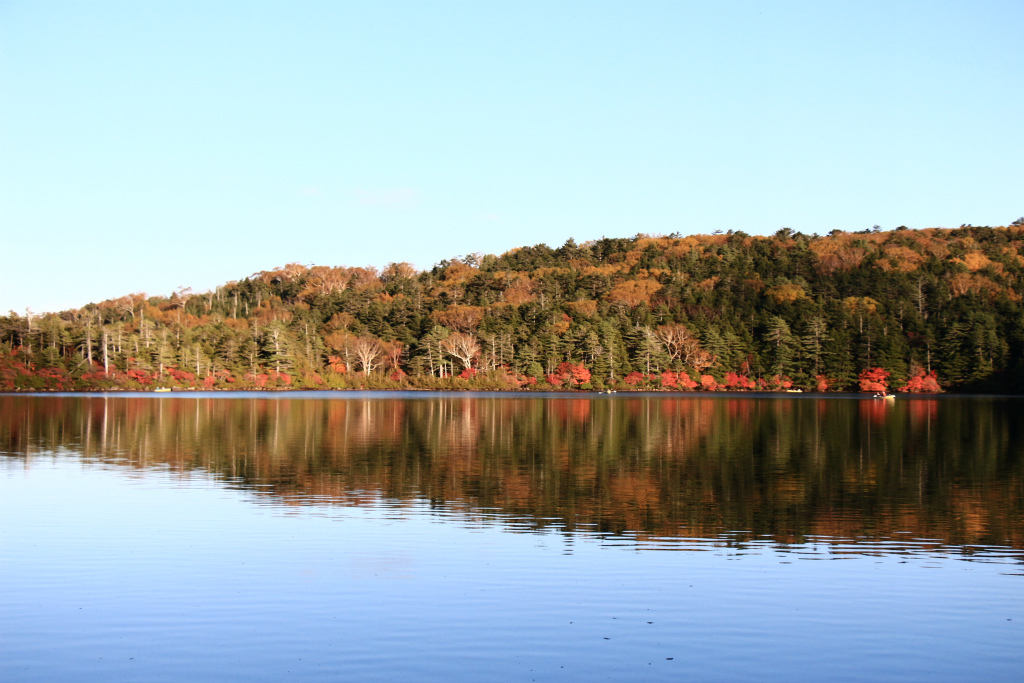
5, 223, 1024, 392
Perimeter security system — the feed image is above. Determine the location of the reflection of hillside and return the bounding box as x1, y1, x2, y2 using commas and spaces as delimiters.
2, 395, 1022, 550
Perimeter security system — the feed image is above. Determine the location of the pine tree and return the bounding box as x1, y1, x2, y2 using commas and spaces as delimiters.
764, 316, 798, 377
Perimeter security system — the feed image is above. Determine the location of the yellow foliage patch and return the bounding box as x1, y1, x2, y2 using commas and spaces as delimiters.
843, 297, 879, 315
765, 284, 807, 304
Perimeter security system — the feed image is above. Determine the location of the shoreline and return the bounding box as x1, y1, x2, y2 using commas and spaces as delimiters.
2, 389, 1005, 398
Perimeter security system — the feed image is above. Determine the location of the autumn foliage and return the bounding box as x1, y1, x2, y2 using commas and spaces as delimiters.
858, 368, 891, 393
3, 222, 1022, 393
899, 369, 943, 393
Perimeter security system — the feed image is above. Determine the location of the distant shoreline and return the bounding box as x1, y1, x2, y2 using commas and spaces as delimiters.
2, 389, 993, 398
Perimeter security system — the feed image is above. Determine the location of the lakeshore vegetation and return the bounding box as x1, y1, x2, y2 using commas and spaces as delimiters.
4, 222, 1024, 393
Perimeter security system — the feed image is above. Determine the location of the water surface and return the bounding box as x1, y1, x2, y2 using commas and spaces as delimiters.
2, 393, 1022, 682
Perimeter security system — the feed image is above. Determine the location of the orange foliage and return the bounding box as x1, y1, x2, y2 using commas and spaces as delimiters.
349, 266, 382, 292
441, 262, 478, 284
253, 263, 308, 284
581, 264, 628, 277
430, 305, 485, 331
253, 305, 293, 325
497, 273, 536, 306
302, 266, 351, 298
694, 277, 719, 292
949, 273, 1006, 299
606, 279, 662, 307
566, 300, 598, 318
549, 313, 572, 336
954, 251, 999, 273
878, 245, 926, 272
765, 284, 807, 304
381, 262, 417, 282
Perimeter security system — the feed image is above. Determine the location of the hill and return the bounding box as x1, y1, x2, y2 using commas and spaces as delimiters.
4, 222, 1024, 392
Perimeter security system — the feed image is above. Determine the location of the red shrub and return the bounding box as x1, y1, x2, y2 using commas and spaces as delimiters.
858, 367, 891, 393
724, 372, 756, 390
677, 372, 698, 390
899, 369, 942, 393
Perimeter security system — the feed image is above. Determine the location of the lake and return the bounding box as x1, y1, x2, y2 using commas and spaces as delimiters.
1, 392, 1021, 682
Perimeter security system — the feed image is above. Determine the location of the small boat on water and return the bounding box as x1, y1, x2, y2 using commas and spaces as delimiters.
872, 393, 895, 401
154, 387, 172, 393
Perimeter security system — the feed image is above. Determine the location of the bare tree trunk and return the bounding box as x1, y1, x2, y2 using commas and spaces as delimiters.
274, 330, 281, 374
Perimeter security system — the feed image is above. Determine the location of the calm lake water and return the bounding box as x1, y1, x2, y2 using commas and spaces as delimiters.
1, 392, 1022, 682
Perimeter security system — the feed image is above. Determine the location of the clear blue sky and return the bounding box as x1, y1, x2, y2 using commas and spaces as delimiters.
2, 1, 1021, 314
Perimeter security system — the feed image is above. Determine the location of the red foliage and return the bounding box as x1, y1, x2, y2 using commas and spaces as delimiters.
899, 369, 942, 393
167, 368, 196, 384
724, 372, 756, 390
125, 369, 154, 385
700, 374, 718, 391
815, 375, 831, 392
677, 372, 698, 390
546, 362, 591, 387
858, 367, 891, 393
660, 371, 678, 388
389, 368, 407, 381
623, 372, 646, 386
766, 375, 793, 390
569, 363, 591, 385
501, 372, 526, 387
459, 368, 478, 380
545, 373, 564, 387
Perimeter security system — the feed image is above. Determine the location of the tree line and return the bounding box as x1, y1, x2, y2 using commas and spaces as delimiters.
3, 221, 1024, 392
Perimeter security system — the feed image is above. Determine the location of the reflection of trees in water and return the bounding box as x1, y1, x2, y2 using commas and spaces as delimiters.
2, 395, 1023, 549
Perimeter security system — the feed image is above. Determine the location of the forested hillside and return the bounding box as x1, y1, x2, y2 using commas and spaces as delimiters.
4, 222, 1024, 393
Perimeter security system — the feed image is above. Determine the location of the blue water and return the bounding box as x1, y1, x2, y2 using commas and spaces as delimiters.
1, 394, 1022, 682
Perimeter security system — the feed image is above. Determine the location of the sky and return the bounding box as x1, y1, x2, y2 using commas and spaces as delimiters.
1, 1, 1022, 315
